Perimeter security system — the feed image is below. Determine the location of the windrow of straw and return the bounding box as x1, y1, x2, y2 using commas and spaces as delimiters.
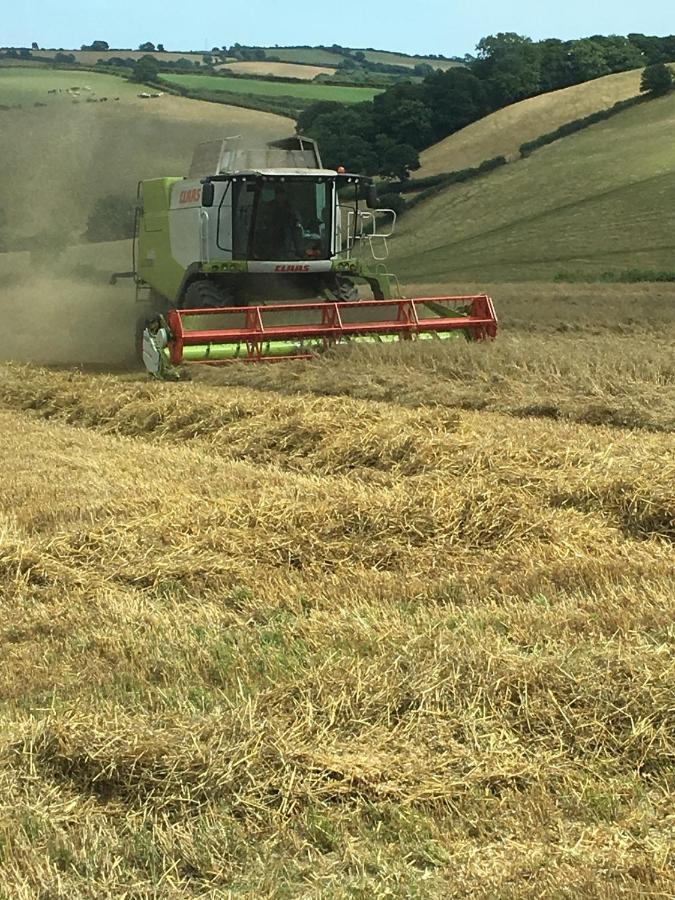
0, 355, 673, 897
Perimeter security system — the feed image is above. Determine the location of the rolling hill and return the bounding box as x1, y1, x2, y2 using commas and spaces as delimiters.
417, 66, 650, 176
391, 90, 675, 282
36, 49, 205, 65
0, 68, 292, 244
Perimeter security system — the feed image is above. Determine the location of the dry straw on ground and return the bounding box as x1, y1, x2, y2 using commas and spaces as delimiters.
0, 304, 673, 899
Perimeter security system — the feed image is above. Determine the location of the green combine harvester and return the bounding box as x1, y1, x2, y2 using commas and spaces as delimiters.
111, 135, 497, 368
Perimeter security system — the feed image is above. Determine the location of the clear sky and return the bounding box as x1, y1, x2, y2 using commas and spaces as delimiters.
5, 0, 673, 57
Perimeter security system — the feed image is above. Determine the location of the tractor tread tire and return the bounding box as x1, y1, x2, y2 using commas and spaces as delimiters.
182, 280, 236, 309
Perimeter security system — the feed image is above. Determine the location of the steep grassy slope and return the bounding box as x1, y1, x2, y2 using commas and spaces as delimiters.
391, 92, 675, 282
0, 68, 291, 243
416, 67, 649, 176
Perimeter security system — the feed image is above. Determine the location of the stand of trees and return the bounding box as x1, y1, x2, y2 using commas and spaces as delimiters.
300, 31, 675, 180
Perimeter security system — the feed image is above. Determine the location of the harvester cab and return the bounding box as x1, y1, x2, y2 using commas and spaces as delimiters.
113, 135, 497, 367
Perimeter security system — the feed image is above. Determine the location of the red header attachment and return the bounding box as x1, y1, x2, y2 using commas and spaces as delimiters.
167, 295, 497, 365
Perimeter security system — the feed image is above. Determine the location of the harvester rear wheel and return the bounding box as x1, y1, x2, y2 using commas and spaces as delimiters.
182, 280, 236, 309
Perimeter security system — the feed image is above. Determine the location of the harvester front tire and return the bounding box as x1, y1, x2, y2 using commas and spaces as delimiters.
331, 276, 359, 301
182, 280, 236, 309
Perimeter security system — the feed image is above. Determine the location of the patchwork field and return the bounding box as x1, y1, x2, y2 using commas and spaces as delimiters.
215, 61, 336, 80
0, 283, 673, 896
393, 91, 675, 281
356, 49, 461, 69
262, 47, 354, 66
36, 49, 206, 65
160, 72, 384, 103
259, 46, 460, 70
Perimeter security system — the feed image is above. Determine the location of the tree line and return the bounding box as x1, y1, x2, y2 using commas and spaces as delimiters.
299, 32, 675, 180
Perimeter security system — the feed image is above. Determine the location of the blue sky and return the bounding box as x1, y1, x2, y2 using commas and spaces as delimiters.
5, 1, 673, 57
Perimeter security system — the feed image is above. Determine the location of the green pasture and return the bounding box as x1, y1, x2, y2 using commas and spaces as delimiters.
161, 72, 383, 103
391, 92, 675, 282
356, 49, 461, 69
262, 47, 344, 66
258, 46, 461, 70
0, 68, 137, 105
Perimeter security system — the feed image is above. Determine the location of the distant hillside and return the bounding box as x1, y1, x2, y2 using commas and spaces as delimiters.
214, 61, 336, 80
347, 49, 460, 70
417, 67, 648, 176
0, 68, 290, 244
390, 91, 675, 282
259, 46, 459, 70
35, 49, 205, 65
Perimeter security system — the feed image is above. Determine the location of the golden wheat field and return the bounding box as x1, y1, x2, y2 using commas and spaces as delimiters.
0, 284, 673, 898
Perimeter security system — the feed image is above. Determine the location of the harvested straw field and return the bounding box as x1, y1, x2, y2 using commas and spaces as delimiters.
0, 284, 673, 897
214, 61, 336, 80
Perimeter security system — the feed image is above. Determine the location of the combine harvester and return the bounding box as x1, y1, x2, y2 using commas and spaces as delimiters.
112, 136, 497, 369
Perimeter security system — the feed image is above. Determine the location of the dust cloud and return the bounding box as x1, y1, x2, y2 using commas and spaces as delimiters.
0, 272, 137, 367
0, 93, 290, 367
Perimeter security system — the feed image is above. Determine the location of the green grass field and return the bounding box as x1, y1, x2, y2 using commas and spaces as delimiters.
262, 47, 345, 66
259, 46, 460, 70
0, 68, 139, 104
356, 48, 461, 69
161, 72, 383, 103
392, 91, 675, 282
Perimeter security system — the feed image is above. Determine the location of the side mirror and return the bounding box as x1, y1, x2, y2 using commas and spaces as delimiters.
201, 181, 215, 207
365, 184, 378, 209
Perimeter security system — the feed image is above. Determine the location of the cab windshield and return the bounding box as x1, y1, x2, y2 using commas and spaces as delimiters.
232, 179, 332, 261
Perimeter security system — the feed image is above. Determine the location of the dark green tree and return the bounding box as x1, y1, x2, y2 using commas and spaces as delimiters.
596, 35, 644, 71
423, 68, 491, 140
640, 63, 674, 96
539, 39, 576, 90
372, 82, 433, 149
374, 135, 419, 180
131, 55, 161, 83
138, 42, 156, 52
567, 39, 611, 82
473, 33, 542, 105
